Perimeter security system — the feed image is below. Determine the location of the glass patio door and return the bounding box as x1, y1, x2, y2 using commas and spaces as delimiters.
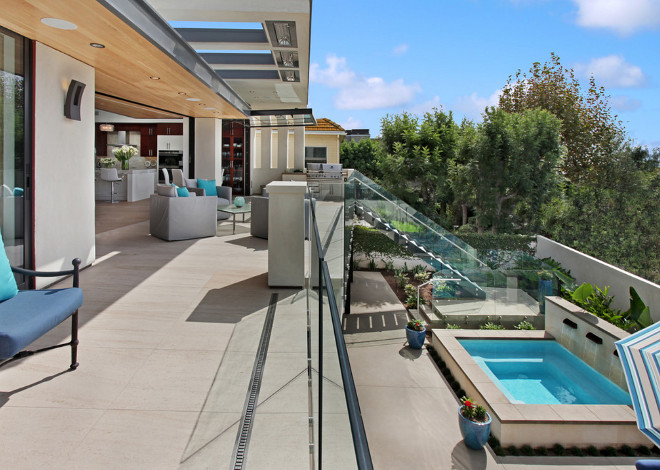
0, 27, 30, 287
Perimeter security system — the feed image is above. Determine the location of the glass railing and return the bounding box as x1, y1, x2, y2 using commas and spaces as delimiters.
307, 180, 373, 470
348, 171, 558, 327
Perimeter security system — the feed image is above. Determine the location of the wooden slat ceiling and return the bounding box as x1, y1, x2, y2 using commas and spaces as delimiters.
0, 0, 247, 119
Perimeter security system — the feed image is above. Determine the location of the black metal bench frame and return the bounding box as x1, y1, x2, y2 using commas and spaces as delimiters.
0, 258, 81, 370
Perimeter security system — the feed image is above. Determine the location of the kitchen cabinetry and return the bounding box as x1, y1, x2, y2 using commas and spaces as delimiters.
140, 125, 157, 157
156, 123, 183, 136
157, 134, 184, 151
222, 120, 248, 196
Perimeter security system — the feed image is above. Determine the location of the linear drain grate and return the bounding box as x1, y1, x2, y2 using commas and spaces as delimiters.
230, 293, 278, 470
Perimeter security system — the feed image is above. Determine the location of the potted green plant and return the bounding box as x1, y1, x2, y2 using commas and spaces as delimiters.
405, 319, 426, 349
458, 396, 492, 450
112, 145, 138, 170
537, 270, 554, 314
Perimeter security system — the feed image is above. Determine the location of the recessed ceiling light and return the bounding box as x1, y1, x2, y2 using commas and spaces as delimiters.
41, 18, 77, 30
204, 107, 216, 110
186, 98, 200, 101
90, 43, 105, 48
178, 92, 187, 95
149, 76, 160, 80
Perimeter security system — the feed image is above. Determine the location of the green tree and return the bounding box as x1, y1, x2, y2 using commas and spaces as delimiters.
499, 53, 625, 183
379, 109, 458, 219
339, 138, 383, 180
468, 107, 563, 233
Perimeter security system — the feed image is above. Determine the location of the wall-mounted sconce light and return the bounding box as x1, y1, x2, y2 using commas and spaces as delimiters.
64, 79, 86, 121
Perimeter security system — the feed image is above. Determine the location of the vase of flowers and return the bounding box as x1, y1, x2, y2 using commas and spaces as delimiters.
405, 319, 426, 349
112, 145, 138, 170
99, 157, 116, 168
458, 396, 492, 450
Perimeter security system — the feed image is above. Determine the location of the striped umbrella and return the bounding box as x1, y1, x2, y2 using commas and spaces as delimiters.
616, 321, 660, 447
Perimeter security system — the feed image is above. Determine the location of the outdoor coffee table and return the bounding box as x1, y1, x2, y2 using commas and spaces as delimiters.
218, 203, 251, 234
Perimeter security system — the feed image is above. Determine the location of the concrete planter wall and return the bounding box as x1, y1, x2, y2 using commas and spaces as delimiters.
545, 296, 629, 390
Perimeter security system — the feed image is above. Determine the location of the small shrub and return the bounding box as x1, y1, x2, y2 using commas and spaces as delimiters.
414, 271, 431, 282
368, 258, 377, 271
440, 367, 450, 376
585, 445, 599, 456
457, 389, 466, 398
601, 446, 617, 457
551, 443, 565, 456
520, 445, 534, 456
619, 445, 635, 456
437, 359, 446, 368
636, 446, 652, 456
480, 322, 505, 330
488, 435, 500, 448
404, 284, 417, 298
506, 446, 519, 456
493, 445, 505, 456
568, 446, 583, 456
394, 269, 409, 289
450, 380, 460, 391
446, 323, 461, 329
383, 259, 394, 271
514, 320, 535, 330
534, 446, 548, 456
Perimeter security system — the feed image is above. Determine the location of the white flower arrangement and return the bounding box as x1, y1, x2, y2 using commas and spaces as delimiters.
99, 157, 115, 168
112, 145, 138, 162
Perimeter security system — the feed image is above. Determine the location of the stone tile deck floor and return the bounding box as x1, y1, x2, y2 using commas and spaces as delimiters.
0, 201, 645, 469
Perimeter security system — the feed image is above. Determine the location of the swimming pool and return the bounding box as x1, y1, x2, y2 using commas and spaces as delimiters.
459, 339, 631, 405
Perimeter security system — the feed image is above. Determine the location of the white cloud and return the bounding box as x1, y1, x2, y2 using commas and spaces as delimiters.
454, 89, 502, 120
341, 117, 364, 129
393, 44, 409, 56
575, 55, 647, 88
310, 54, 421, 110
610, 95, 642, 111
406, 96, 444, 115
572, 0, 660, 35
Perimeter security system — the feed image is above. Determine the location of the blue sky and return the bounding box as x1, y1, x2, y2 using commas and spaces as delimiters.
308, 0, 660, 147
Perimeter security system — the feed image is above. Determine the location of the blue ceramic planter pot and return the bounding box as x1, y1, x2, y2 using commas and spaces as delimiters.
234, 196, 245, 207
405, 326, 426, 349
458, 406, 492, 450
538, 279, 553, 314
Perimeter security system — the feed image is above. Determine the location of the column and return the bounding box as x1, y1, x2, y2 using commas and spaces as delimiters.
278, 127, 289, 170
267, 181, 307, 287
294, 125, 305, 169
194, 118, 222, 181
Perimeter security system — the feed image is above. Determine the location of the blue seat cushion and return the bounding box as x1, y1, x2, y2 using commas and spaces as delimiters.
0, 288, 83, 359
637, 461, 660, 469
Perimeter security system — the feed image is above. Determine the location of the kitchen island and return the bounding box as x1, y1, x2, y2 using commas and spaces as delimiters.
95, 168, 157, 202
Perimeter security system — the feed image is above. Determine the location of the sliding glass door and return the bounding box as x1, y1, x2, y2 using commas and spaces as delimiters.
0, 27, 31, 287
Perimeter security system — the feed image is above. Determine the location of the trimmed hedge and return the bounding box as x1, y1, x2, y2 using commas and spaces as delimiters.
451, 232, 536, 255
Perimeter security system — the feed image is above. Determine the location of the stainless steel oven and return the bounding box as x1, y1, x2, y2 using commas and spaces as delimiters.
158, 150, 183, 183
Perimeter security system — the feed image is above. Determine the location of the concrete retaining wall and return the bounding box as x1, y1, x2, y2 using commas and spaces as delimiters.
536, 235, 660, 321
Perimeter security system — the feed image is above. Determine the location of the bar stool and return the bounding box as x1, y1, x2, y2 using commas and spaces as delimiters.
100, 168, 122, 203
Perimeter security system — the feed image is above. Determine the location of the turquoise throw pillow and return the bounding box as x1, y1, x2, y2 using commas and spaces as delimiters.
197, 179, 217, 197
0, 228, 18, 302
176, 186, 189, 197
13, 187, 24, 196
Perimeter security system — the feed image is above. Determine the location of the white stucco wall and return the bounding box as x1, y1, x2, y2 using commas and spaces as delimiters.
305, 133, 342, 164
34, 43, 95, 287
536, 235, 660, 321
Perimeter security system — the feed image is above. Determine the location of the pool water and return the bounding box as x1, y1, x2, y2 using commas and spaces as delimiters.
459, 339, 631, 405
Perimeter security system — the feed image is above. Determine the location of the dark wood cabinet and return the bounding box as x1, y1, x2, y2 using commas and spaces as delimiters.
222, 120, 249, 195
156, 123, 183, 136
140, 125, 157, 157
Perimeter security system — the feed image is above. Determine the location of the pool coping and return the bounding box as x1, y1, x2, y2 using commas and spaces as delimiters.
431, 328, 646, 447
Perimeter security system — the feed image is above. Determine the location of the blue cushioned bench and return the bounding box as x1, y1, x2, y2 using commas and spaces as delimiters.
0, 258, 83, 370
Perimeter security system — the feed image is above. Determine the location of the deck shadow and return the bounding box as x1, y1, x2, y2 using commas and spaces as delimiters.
186, 272, 271, 323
